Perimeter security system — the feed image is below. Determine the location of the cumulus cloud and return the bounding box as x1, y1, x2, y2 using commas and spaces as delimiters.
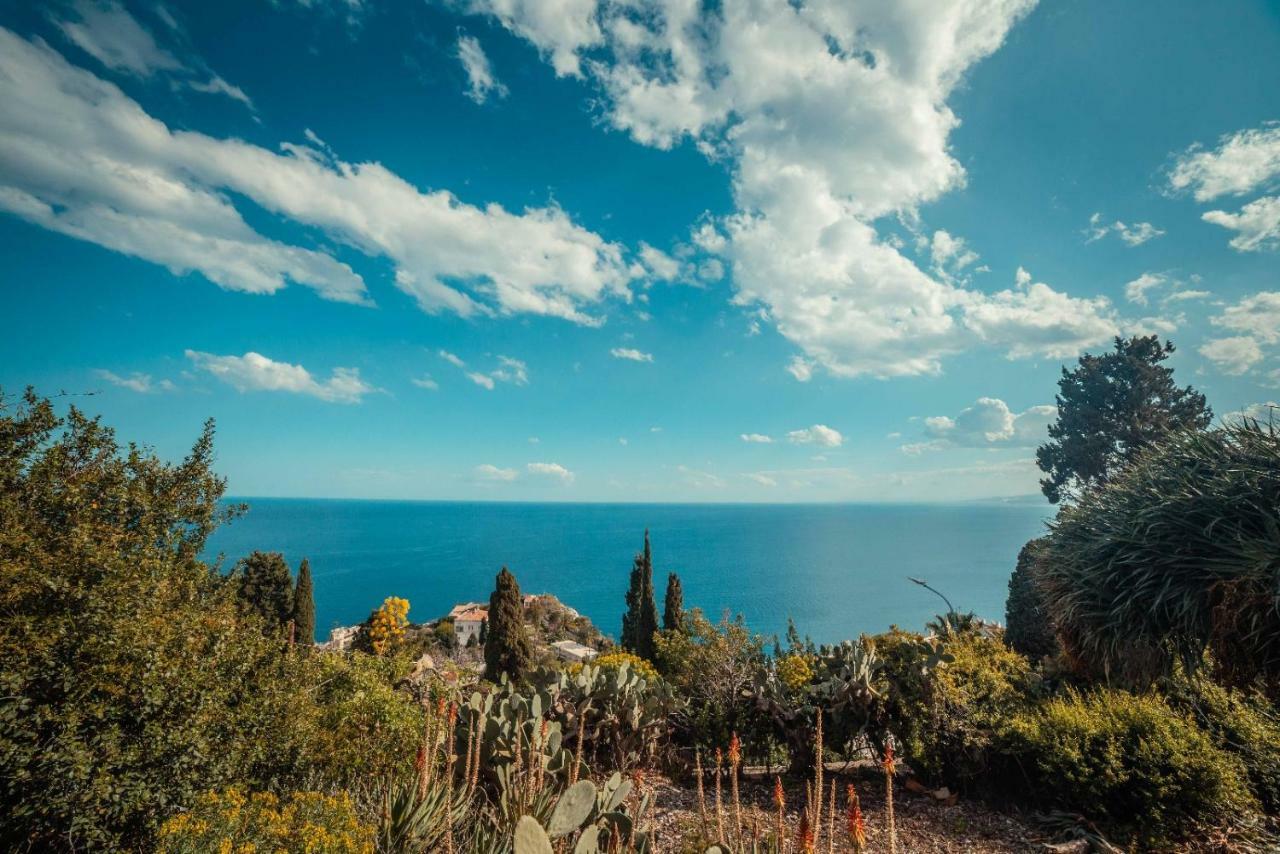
1212, 291, 1280, 344
638, 242, 681, 281
0, 28, 631, 322
95, 369, 175, 393
740, 433, 773, 444
1199, 336, 1264, 376
1124, 272, 1166, 305
1085, 213, 1164, 246
472, 0, 1128, 379
1169, 124, 1280, 202
904, 397, 1054, 453
475, 463, 518, 482
456, 34, 508, 103
1202, 196, 1280, 252
610, 347, 653, 362
185, 350, 374, 403
786, 424, 843, 448
471, 0, 602, 78
527, 461, 574, 483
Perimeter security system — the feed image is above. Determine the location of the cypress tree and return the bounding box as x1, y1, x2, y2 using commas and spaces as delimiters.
236, 551, 293, 634
621, 529, 659, 660
663, 571, 685, 633
292, 558, 315, 645
484, 567, 532, 682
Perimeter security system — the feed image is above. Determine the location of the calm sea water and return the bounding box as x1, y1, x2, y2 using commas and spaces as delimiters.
204, 500, 1049, 644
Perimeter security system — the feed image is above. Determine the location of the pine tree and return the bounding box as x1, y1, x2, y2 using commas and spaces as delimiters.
292, 558, 315, 645
236, 551, 293, 634
484, 567, 532, 682
663, 571, 685, 633
621, 529, 659, 660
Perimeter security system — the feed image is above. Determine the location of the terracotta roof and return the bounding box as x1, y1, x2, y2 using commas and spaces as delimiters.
454, 607, 488, 623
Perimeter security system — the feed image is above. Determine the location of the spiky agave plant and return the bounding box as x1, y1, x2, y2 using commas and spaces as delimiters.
1039, 419, 1280, 691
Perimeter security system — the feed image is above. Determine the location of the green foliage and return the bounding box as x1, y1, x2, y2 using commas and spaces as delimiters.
237, 550, 295, 634
1004, 538, 1060, 660
655, 609, 770, 752
881, 629, 1034, 789
157, 787, 374, 853
663, 571, 685, 634
621, 530, 659, 660
0, 389, 293, 850
512, 774, 652, 854
486, 567, 533, 682
999, 688, 1259, 849
1036, 335, 1212, 503
293, 557, 316, 645
1039, 419, 1280, 690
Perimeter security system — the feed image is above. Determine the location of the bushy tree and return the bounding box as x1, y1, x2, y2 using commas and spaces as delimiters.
292, 558, 315, 645
662, 571, 685, 633
0, 389, 288, 849
621, 530, 659, 660
484, 567, 531, 682
1036, 336, 1211, 503
237, 551, 294, 635
1040, 419, 1280, 691
1004, 538, 1059, 659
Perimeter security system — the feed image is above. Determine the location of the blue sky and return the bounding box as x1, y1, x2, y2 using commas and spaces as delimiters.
1, 0, 1278, 502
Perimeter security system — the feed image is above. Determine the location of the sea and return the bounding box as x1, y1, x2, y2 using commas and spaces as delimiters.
203, 499, 1051, 645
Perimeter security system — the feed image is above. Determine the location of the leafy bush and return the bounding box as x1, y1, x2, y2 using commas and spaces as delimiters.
157, 787, 374, 853
1004, 538, 1060, 660
1039, 420, 1280, 690
580, 650, 660, 683
999, 688, 1258, 848
880, 629, 1034, 789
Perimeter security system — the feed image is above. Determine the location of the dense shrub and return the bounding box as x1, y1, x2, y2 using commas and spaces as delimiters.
579, 650, 660, 683
880, 629, 1035, 789
1004, 538, 1060, 660
157, 787, 374, 853
999, 688, 1258, 848
1039, 420, 1280, 690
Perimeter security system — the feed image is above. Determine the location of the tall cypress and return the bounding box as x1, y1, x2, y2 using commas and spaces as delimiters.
663, 571, 685, 633
484, 566, 532, 682
236, 551, 293, 634
292, 558, 315, 645
621, 530, 659, 660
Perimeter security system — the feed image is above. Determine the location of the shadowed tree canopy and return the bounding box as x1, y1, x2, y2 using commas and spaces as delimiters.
292, 558, 315, 645
236, 551, 293, 634
1036, 336, 1212, 503
484, 566, 531, 682
621, 529, 659, 660
663, 572, 685, 633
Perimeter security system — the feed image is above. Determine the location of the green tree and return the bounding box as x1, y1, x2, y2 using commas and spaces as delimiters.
662, 571, 685, 633
0, 388, 290, 850
484, 567, 531, 682
237, 551, 294, 635
621, 530, 659, 660
1036, 336, 1212, 503
292, 558, 315, 645
1004, 538, 1059, 660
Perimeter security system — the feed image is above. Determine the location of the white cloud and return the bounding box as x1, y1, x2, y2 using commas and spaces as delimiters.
610, 347, 653, 362
1169, 124, 1280, 202
676, 464, 726, 489
470, 0, 602, 78
928, 229, 979, 276
638, 242, 681, 281
491, 356, 529, 385
1212, 291, 1280, 344
1085, 213, 1164, 246
786, 424, 843, 448
475, 463, 518, 482
786, 357, 813, 383
740, 433, 773, 444
410, 375, 439, 390
439, 350, 466, 368
1224, 402, 1279, 426
187, 74, 254, 109
0, 28, 631, 322
466, 371, 496, 390
185, 350, 374, 403
476, 1, 1130, 379
960, 268, 1120, 360
907, 397, 1054, 452
95, 369, 174, 393
1124, 272, 1165, 305
53, 0, 183, 76
747, 473, 777, 487
1199, 336, 1264, 376
691, 221, 726, 254
527, 461, 574, 483
456, 34, 508, 104
1202, 195, 1280, 252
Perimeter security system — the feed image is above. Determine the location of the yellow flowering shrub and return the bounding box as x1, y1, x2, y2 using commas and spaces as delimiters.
777, 652, 814, 693
157, 787, 374, 854
367, 596, 410, 655
579, 650, 660, 683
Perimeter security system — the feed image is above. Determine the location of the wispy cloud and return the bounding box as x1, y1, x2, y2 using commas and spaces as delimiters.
185, 350, 374, 403
95, 369, 174, 393
610, 347, 653, 363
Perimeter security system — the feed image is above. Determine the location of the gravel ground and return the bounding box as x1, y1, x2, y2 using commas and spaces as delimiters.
640, 770, 1047, 853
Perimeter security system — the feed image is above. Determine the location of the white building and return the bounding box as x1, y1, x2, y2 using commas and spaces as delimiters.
319, 625, 359, 652
452, 605, 488, 647
550, 639, 598, 664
